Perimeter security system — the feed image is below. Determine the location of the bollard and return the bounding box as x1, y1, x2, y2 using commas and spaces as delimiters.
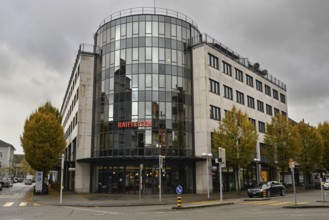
177, 196, 182, 208
262, 190, 267, 198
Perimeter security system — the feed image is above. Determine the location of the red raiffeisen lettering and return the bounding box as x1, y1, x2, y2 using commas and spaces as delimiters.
117, 121, 152, 128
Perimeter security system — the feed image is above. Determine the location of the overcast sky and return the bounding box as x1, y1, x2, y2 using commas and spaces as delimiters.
1, 0, 328, 154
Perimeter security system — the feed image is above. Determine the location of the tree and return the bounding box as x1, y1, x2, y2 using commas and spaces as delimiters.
20, 102, 66, 175
317, 121, 329, 172
264, 114, 301, 183
213, 106, 258, 193
297, 120, 324, 189
21, 157, 36, 176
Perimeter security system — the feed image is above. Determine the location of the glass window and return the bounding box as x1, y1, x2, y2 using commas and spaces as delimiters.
132, 102, 138, 115
171, 24, 176, 37
127, 23, 132, 38
138, 102, 145, 118
152, 21, 158, 37
159, 48, 165, 61
146, 22, 152, 35
145, 130, 152, 145
145, 102, 152, 116
146, 74, 152, 88
139, 74, 145, 90
146, 47, 152, 61
139, 47, 145, 63
166, 103, 172, 119
120, 24, 126, 37
133, 22, 139, 35
115, 25, 120, 40
133, 48, 139, 61
152, 48, 158, 63
152, 74, 158, 90
159, 22, 165, 35
139, 21, 145, 37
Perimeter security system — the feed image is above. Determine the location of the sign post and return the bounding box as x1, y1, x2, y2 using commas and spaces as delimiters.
35, 171, 43, 194
176, 185, 183, 208
218, 148, 226, 203
289, 159, 297, 207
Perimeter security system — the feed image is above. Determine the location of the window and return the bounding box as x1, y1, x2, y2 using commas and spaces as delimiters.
208, 53, 219, 69
265, 85, 271, 96
258, 121, 266, 133
249, 118, 256, 129
209, 79, 220, 95
257, 100, 264, 112
223, 61, 232, 76
256, 80, 263, 92
210, 105, 221, 121
274, 108, 280, 116
236, 91, 245, 105
280, 93, 286, 104
281, 111, 287, 117
266, 104, 273, 116
235, 68, 243, 82
224, 85, 233, 100
246, 74, 253, 87
273, 89, 279, 100
247, 96, 255, 109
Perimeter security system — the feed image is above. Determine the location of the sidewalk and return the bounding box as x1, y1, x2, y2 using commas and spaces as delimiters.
28, 188, 239, 208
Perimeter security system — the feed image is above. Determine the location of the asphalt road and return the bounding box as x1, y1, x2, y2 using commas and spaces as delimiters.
1, 184, 329, 220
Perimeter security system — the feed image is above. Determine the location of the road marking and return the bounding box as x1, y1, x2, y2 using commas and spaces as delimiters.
65, 207, 121, 215
3, 202, 14, 207
270, 201, 293, 206
19, 202, 28, 207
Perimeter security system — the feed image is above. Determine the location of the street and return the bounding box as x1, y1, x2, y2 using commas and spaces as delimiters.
1, 184, 329, 220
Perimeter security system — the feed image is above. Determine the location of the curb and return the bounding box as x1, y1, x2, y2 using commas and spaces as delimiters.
172, 202, 234, 209
283, 205, 329, 209
243, 198, 271, 201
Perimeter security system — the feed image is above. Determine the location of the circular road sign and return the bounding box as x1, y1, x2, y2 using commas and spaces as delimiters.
176, 185, 183, 195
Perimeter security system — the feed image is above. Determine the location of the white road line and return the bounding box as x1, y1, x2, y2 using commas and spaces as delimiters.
3, 202, 14, 207
65, 207, 121, 215
19, 202, 28, 206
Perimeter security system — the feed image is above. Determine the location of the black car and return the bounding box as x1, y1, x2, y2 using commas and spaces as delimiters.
247, 181, 286, 198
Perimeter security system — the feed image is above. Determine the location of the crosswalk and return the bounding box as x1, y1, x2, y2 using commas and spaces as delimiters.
242, 200, 309, 206
1, 202, 40, 208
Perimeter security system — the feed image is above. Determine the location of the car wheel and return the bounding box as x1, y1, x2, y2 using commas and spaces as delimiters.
280, 189, 285, 196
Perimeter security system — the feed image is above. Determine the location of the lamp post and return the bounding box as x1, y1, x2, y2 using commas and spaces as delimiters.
60, 154, 64, 204
202, 152, 213, 199
253, 158, 260, 186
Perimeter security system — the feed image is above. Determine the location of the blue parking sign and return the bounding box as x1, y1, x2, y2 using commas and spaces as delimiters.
176, 185, 183, 195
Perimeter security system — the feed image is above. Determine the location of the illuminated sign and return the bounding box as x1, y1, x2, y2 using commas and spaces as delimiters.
117, 121, 152, 128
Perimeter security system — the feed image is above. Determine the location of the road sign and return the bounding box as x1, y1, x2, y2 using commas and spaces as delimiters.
176, 185, 183, 195
218, 147, 226, 168
289, 159, 295, 169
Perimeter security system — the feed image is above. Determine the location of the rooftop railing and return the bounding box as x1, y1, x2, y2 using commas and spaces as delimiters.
200, 33, 287, 91
99, 7, 199, 29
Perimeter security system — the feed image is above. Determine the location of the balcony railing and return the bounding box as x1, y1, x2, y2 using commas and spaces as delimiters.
99, 7, 198, 29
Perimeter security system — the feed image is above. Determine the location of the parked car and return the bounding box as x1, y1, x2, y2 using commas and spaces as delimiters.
1, 178, 13, 188
247, 181, 286, 198
324, 179, 329, 190
24, 179, 33, 185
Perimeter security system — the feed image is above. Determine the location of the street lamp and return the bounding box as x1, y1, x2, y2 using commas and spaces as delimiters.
60, 154, 64, 204
253, 158, 260, 186
201, 152, 213, 199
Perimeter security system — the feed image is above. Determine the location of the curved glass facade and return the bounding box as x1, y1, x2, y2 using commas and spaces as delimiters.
91, 11, 201, 194
94, 14, 201, 158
